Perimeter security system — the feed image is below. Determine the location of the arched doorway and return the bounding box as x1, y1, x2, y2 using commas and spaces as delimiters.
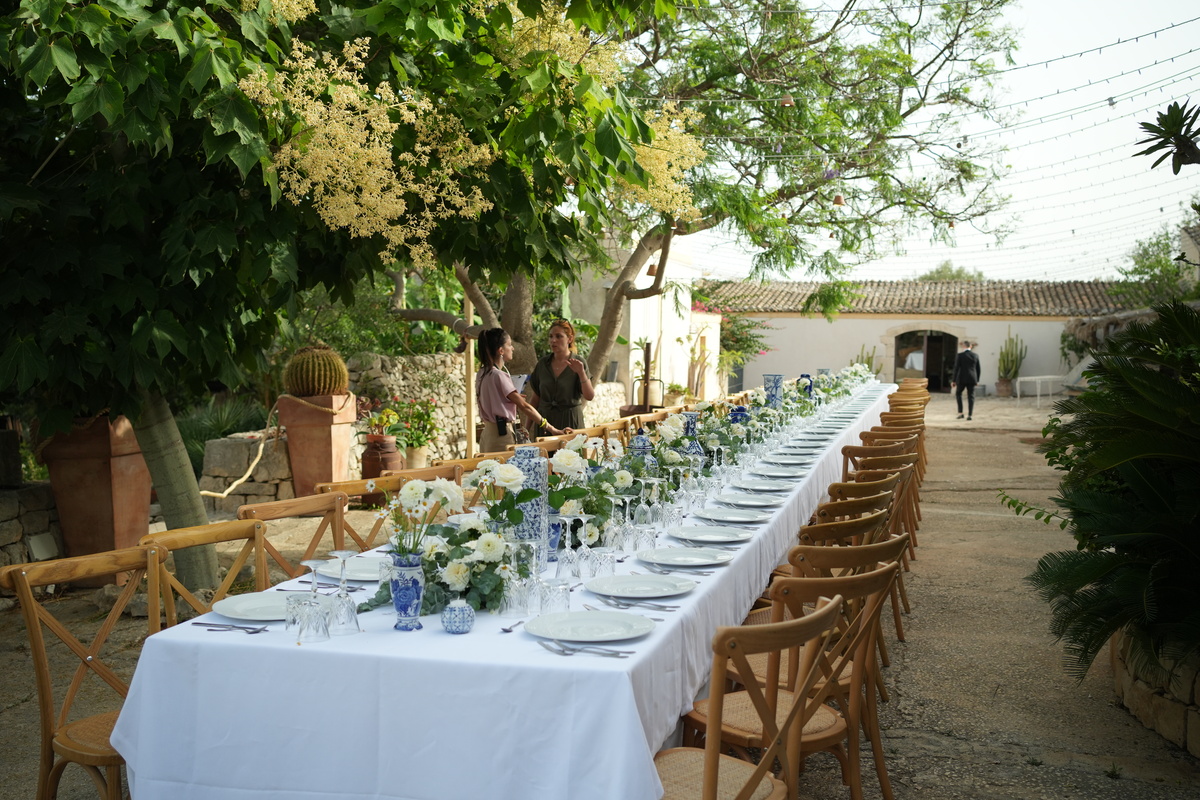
888, 326, 963, 391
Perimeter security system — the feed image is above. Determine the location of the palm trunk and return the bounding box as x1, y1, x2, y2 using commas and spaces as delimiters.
135, 390, 218, 590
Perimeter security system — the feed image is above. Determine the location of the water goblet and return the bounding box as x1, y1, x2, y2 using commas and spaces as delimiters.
326, 550, 362, 636
294, 559, 331, 644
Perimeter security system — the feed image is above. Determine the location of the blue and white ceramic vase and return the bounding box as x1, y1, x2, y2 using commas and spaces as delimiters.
440, 599, 475, 634
546, 514, 564, 563
509, 445, 549, 543
630, 428, 659, 474
679, 412, 707, 462
799, 373, 813, 398
728, 406, 751, 425
763, 374, 784, 410
387, 552, 425, 631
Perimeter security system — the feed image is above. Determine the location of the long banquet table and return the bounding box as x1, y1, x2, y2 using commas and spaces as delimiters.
112, 384, 894, 800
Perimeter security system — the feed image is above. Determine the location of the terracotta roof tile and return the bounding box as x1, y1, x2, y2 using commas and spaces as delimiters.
699, 279, 1133, 317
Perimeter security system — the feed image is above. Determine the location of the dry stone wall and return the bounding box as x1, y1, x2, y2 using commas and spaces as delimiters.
0, 483, 62, 569
1112, 629, 1200, 758
348, 352, 469, 461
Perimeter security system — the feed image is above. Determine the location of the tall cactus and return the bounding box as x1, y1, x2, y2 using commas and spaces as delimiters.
997, 328, 1027, 380
283, 344, 350, 396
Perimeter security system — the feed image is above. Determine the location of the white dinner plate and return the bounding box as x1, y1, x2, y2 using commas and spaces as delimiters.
779, 443, 825, 452
751, 465, 810, 479
211, 591, 329, 622
638, 547, 736, 567
526, 610, 655, 643
762, 454, 817, 466
691, 507, 771, 524
585, 574, 697, 599
731, 478, 795, 492
316, 558, 387, 582
671, 525, 754, 544
715, 492, 785, 509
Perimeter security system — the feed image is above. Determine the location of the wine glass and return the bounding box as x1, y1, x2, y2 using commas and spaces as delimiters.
555, 513, 580, 578
326, 550, 361, 636
294, 559, 331, 644
604, 495, 629, 549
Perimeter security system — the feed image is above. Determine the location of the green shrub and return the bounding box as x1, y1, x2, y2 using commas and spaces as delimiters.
176, 397, 268, 478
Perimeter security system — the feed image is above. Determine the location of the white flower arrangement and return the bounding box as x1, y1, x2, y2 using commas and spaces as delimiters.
550, 448, 587, 476
614, 469, 634, 489
564, 433, 588, 452
380, 478, 466, 555
440, 561, 472, 592
466, 531, 507, 563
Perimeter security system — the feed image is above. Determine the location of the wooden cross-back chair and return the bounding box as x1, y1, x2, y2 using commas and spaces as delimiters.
140, 519, 273, 624
654, 597, 845, 800
321, 466, 464, 550
813, 490, 894, 525
235, 492, 353, 577
686, 565, 900, 800
430, 452, 510, 470
789, 534, 914, 661
859, 430, 923, 484
0, 546, 165, 800
855, 453, 921, 547
840, 440, 906, 482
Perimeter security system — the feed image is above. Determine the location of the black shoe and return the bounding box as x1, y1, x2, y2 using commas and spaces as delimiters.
956, 414, 964, 419
968, 416, 973, 420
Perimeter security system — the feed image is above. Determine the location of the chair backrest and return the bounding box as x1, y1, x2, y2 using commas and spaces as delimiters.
507, 440, 563, 457
826, 473, 900, 502
813, 491, 892, 523
799, 509, 889, 546
855, 452, 919, 474
236, 492, 352, 572
767, 564, 900, 793
430, 452, 510, 469
858, 431, 918, 452
787, 534, 911, 578
841, 440, 905, 481
141, 519, 272, 624
704, 596, 845, 799
0, 546, 165, 797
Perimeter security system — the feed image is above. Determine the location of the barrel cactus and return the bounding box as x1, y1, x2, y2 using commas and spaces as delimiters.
283, 344, 350, 397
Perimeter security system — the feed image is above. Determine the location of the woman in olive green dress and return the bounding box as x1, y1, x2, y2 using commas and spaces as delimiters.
528, 319, 595, 431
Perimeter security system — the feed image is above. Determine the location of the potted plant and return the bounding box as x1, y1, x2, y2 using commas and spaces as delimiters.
276, 344, 356, 496
394, 397, 438, 468
994, 327, 1027, 397
663, 382, 689, 406
358, 397, 404, 505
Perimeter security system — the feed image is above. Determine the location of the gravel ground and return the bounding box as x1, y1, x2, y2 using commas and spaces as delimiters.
1, 391, 1198, 799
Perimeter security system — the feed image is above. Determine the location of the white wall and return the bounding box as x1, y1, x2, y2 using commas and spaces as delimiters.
741, 314, 1072, 391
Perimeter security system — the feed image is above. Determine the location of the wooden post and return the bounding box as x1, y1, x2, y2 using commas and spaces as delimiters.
464, 298, 476, 458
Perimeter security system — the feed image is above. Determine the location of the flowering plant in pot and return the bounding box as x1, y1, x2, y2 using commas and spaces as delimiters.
394, 397, 438, 447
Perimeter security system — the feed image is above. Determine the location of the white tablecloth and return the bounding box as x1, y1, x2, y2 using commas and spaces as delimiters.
112, 385, 893, 800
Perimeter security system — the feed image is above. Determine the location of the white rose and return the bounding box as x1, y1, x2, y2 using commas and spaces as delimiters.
421, 536, 448, 559
456, 516, 488, 536
696, 401, 712, 411
730, 423, 746, 437
492, 463, 526, 491
472, 532, 507, 563
560, 499, 582, 516
657, 425, 680, 444
663, 449, 683, 464
399, 479, 427, 509
550, 448, 586, 476
614, 470, 634, 489
565, 434, 587, 452
583, 523, 600, 545
427, 478, 465, 513
706, 436, 720, 449
599, 482, 614, 495
441, 561, 471, 592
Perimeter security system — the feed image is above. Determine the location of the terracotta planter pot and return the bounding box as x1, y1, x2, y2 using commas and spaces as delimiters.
362, 434, 403, 506
38, 415, 151, 585
405, 445, 429, 470
994, 378, 1014, 397
277, 393, 357, 497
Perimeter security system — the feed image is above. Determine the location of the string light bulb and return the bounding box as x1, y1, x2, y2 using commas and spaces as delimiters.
833, 194, 845, 206
780, 93, 795, 107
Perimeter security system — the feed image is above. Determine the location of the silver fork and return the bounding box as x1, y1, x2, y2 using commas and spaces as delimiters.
596, 595, 679, 612
584, 603, 662, 622
192, 622, 268, 634
551, 639, 633, 657
641, 564, 713, 577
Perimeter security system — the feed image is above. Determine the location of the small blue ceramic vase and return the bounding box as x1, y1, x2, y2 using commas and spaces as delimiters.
441, 599, 475, 634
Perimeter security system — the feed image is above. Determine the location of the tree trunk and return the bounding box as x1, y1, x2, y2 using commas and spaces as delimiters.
502, 272, 537, 372
135, 390, 218, 590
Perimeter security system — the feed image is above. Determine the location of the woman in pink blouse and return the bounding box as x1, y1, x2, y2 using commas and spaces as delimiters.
476, 328, 566, 452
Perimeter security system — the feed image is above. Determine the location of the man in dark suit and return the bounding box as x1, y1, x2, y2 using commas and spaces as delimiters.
951, 340, 981, 420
